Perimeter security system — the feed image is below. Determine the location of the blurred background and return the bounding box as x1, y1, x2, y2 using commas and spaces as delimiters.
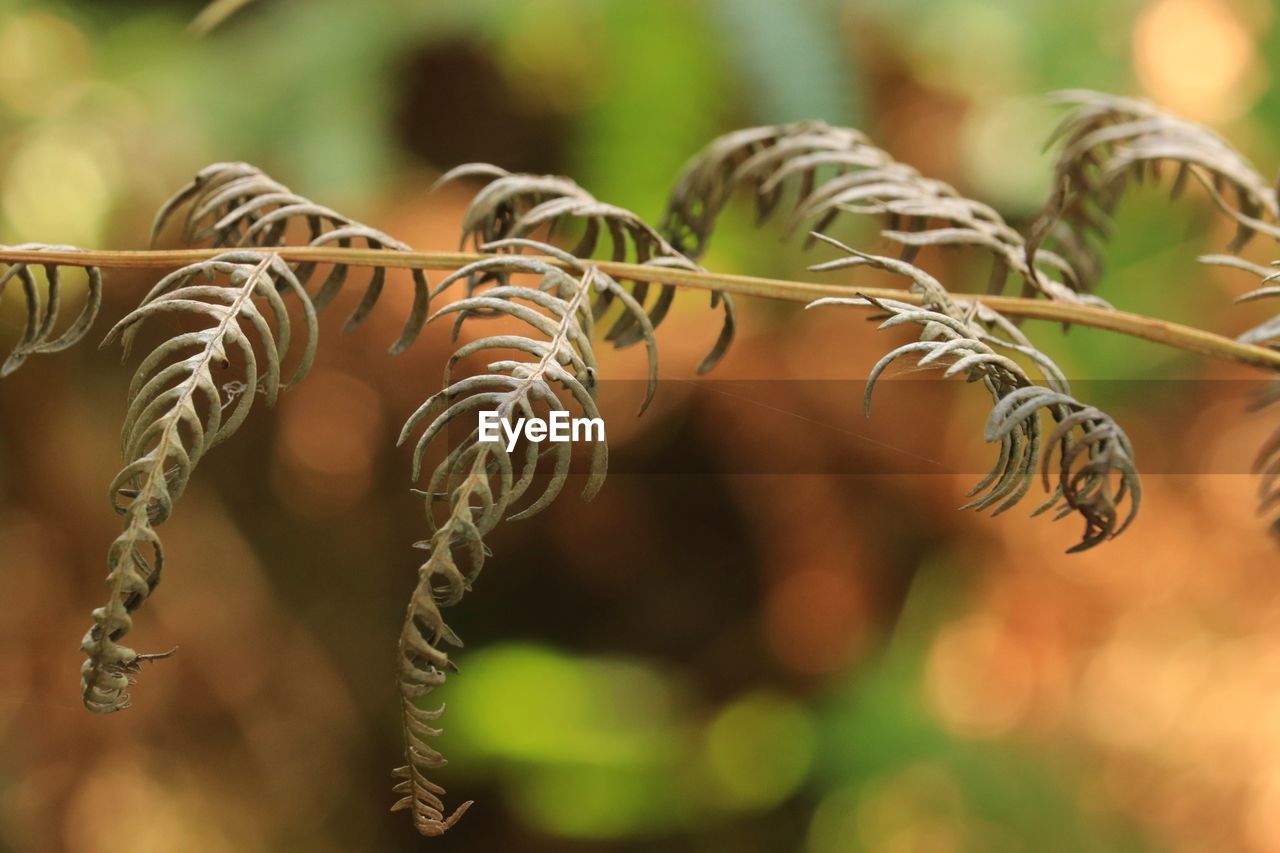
4, 0, 1280, 850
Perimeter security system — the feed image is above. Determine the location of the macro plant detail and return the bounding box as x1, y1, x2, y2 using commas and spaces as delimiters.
661, 119, 1106, 305
441, 164, 735, 372
1029, 89, 1280, 292
807, 243, 1139, 552
392, 246, 658, 834
2, 88, 1280, 837
1025, 90, 1280, 528
82, 252, 317, 714
0, 245, 102, 377
151, 161, 431, 354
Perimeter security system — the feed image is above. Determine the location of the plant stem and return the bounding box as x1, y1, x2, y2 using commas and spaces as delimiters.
4, 246, 1279, 371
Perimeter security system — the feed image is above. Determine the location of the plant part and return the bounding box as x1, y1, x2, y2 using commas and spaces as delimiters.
439, 164, 734, 372
1027, 89, 1280, 527
0, 244, 102, 377
1, 89, 1279, 836
662, 119, 1105, 304
807, 241, 1139, 552
392, 244, 662, 833
152, 161, 430, 353
82, 252, 317, 713
1029, 89, 1280, 293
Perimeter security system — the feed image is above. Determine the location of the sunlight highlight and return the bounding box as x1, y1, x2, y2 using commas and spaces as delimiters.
1133, 0, 1262, 121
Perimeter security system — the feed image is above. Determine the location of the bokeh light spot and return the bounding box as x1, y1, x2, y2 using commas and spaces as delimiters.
765, 567, 866, 675
508, 763, 694, 840
0, 13, 92, 116
272, 368, 383, 517
444, 643, 676, 766
925, 614, 1034, 738
2, 128, 114, 246
702, 690, 814, 811
961, 97, 1057, 212
853, 763, 973, 851
1133, 0, 1263, 121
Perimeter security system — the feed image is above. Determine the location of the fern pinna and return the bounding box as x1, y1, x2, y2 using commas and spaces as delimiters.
0, 244, 102, 377
391, 160, 732, 826
1028, 90, 1280, 528
661, 119, 1105, 305
440, 163, 735, 371
1028, 89, 1280, 290
7, 88, 1280, 837
807, 241, 1139, 552
82, 252, 317, 712
394, 247, 647, 833
152, 161, 431, 353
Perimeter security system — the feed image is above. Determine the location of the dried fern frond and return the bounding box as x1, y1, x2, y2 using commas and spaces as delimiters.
1199, 255, 1280, 528
0, 244, 103, 377
809, 242, 1139, 551
81, 251, 316, 714
439, 164, 734, 373
1198, 254, 1280, 346
1252, 391, 1280, 535
392, 245, 651, 834
661, 121, 875, 259
438, 163, 595, 252
1031, 90, 1280, 290
660, 121, 1104, 306
153, 162, 428, 353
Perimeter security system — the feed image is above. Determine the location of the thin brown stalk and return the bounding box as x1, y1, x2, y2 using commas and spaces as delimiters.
1, 246, 1276, 371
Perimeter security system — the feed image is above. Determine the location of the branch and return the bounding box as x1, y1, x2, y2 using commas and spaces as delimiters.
1, 246, 1277, 371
